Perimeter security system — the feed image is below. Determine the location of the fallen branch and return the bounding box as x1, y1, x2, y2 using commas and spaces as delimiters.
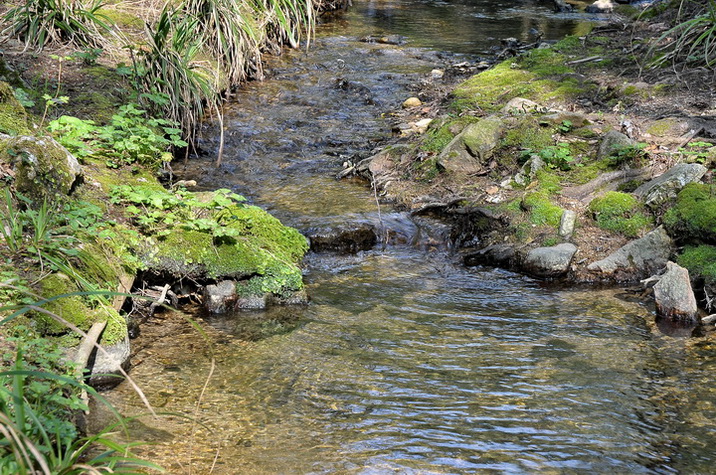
566, 56, 602, 65
75, 321, 108, 413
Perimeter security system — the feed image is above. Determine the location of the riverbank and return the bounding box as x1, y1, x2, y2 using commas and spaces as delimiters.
0, 0, 338, 470
349, 2, 716, 327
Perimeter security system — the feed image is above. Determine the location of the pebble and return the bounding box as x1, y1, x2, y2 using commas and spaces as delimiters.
402, 97, 422, 108
431, 69, 444, 79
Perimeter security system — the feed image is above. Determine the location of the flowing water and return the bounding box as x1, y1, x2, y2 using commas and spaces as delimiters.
103, 1, 716, 473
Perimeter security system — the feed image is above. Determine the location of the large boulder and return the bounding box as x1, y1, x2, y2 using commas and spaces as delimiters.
653, 262, 699, 323
523, 243, 578, 278
1, 135, 82, 200
634, 162, 707, 208
437, 116, 503, 174
587, 226, 673, 281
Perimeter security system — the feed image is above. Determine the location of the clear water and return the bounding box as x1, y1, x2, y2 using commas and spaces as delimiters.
105, 1, 716, 473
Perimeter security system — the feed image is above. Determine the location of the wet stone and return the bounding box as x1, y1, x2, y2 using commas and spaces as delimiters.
307, 223, 377, 254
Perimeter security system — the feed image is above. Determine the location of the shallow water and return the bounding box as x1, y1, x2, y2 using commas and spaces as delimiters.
108, 1, 716, 473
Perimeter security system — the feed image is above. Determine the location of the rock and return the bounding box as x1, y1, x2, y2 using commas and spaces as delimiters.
514, 155, 546, 185
653, 262, 699, 322
0, 82, 30, 135
360, 35, 405, 45
307, 223, 377, 253
634, 162, 707, 208
235, 294, 269, 309
502, 98, 548, 115
464, 244, 517, 268
523, 243, 578, 278
414, 118, 433, 130
541, 111, 590, 128
437, 116, 503, 174
1, 135, 82, 200
597, 130, 636, 160
645, 117, 691, 138
586, 0, 615, 13
559, 210, 577, 238
431, 69, 444, 79
587, 226, 673, 281
204, 280, 237, 313
402, 97, 422, 108
554, 0, 574, 12
88, 334, 131, 389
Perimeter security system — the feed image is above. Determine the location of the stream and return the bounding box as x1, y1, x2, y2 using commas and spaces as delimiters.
102, 1, 716, 473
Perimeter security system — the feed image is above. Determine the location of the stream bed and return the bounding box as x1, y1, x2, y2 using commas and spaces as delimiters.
102, 1, 716, 473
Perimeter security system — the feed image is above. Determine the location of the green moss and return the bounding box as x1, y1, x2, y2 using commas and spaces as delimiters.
535, 169, 562, 194
677, 245, 716, 284
33, 273, 126, 345
453, 45, 592, 113
149, 201, 309, 298
588, 191, 653, 238
663, 183, 716, 243
0, 82, 30, 136
646, 118, 684, 137
421, 116, 478, 153
97, 8, 143, 30
503, 116, 554, 151
522, 192, 563, 227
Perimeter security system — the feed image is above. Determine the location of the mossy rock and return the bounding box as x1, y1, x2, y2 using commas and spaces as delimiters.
0, 81, 30, 136
148, 202, 308, 299
0, 135, 82, 201
663, 183, 716, 243
453, 40, 592, 113
588, 191, 653, 238
33, 273, 127, 346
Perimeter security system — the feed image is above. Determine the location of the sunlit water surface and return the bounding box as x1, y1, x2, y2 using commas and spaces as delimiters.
103, 1, 716, 473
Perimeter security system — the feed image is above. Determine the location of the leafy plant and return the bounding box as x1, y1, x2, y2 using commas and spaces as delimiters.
48, 105, 188, 169
678, 140, 714, 164
648, 0, 716, 68
131, 6, 219, 144
71, 47, 103, 65
608, 143, 647, 168
2, 0, 113, 51
109, 184, 246, 238
522, 143, 576, 171
183, 0, 262, 84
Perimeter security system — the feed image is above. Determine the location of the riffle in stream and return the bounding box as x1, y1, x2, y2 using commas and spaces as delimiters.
100, 2, 716, 473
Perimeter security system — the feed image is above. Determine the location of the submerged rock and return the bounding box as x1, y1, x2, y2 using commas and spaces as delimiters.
587, 226, 673, 281
523, 243, 578, 278
653, 262, 699, 323
307, 223, 377, 253
634, 162, 707, 208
